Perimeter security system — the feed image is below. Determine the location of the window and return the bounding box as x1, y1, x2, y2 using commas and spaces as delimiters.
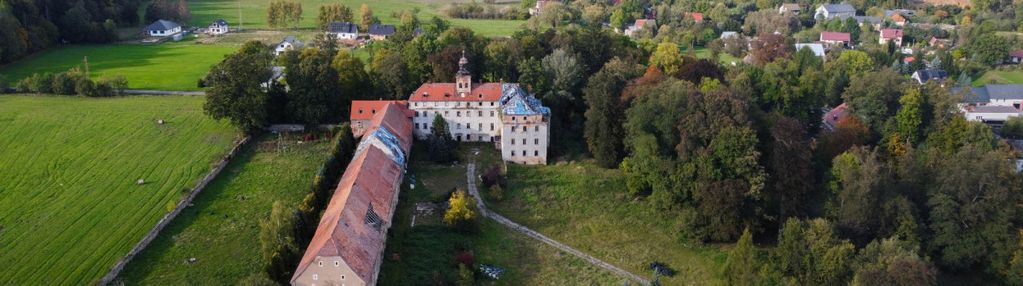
342, 275, 346, 280
457, 123, 462, 129
512, 150, 516, 156
358, 108, 364, 114
490, 123, 495, 131
415, 123, 420, 129
478, 123, 483, 130
478, 111, 482, 116
535, 150, 539, 156
522, 138, 526, 145
313, 274, 318, 281
512, 116, 516, 121
490, 102, 495, 106
535, 138, 539, 145
335, 261, 340, 267
535, 126, 539, 132
318, 261, 323, 267
445, 111, 449, 116
478, 102, 483, 106
511, 139, 515, 145
511, 126, 516, 132
457, 111, 461, 117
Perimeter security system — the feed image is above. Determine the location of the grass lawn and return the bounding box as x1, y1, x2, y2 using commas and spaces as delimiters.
117, 133, 331, 285
973, 69, 1023, 86
187, 0, 524, 37
379, 144, 622, 285
484, 161, 729, 286
0, 95, 238, 285
693, 47, 741, 65
0, 40, 237, 91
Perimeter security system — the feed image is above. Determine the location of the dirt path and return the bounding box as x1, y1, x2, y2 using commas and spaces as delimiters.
465, 162, 650, 285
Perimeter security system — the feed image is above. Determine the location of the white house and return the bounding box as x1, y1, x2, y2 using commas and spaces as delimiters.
529, 0, 550, 16
368, 24, 396, 41
408, 53, 551, 165
779, 3, 801, 14
144, 20, 181, 37
815, 3, 856, 21
327, 22, 359, 40
879, 28, 904, 47
624, 19, 656, 37
274, 36, 303, 56
960, 84, 1023, 123
207, 19, 229, 35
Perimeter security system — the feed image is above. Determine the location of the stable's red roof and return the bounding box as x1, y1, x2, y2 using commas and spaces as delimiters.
880, 29, 903, 39
408, 82, 503, 102
351, 100, 407, 121
820, 31, 851, 42
690, 12, 704, 22
292, 103, 413, 286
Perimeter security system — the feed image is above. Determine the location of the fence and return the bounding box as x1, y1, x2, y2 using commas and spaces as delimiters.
97, 136, 251, 285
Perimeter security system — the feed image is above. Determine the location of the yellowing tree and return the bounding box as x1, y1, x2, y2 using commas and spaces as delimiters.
444, 190, 477, 228
649, 42, 683, 75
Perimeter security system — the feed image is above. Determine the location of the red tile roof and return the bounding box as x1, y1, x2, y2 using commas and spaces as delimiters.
292, 103, 413, 286
880, 28, 903, 39
351, 100, 407, 121
690, 12, 704, 22
820, 31, 851, 42
408, 82, 504, 102
1010, 50, 1023, 58
823, 103, 850, 131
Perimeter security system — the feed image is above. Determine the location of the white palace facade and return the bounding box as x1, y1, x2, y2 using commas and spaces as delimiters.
407, 53, 551, 165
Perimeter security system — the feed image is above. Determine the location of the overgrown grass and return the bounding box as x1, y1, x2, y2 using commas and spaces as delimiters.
187, 0, 525, 37
0, 95, 237, 285
973, 69, 1023, 86
379, 144, 622, 285
0, 40, 237, 91
485, 161, 730, 286
117, 134, 331, 285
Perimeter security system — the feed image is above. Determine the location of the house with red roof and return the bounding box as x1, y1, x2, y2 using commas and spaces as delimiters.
823, 103, 850, 132
624, 19, 656, 37
408, 52, 551, 165
879, 28, 903, 47
350, 100, 409, 136
820, 31, 852, 48
688, 12, 704, 23
1009, 50, 1023, 64
291, 102, 413, 286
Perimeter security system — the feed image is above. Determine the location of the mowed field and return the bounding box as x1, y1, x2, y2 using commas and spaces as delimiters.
0, 95, 237, 285
188, 0, 525, 37
119, 134, 329, 285
974, 69, 1023, 86
0, 40, 237, 91
486, 162, 729, 286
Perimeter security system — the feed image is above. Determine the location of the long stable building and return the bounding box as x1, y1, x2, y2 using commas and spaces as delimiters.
291, 103, 412, 286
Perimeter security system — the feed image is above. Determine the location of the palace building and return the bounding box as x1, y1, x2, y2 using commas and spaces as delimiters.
405, 52, 551, 165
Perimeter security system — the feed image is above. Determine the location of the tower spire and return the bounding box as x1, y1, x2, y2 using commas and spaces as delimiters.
455, 50, 471, 94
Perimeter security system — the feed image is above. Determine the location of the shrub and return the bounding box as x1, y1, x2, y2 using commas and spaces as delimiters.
481, 166, 505, 188
0, 74, 8, 92
21, 72, 55, 93
75, 75, 97, 96
1003, 117, 1023, 139
98, 75, 128, 95
488, 184, 504, 202
51, 72, 78, 95
444, 190, 478, 232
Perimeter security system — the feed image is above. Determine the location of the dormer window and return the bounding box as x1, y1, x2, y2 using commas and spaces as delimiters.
358, 109, 363, 114
335, 261, 340, 267
478, 94, 483, 98
318, 261, 323, 267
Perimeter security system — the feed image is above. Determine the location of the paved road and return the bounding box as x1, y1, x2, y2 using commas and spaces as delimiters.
465, 162, 651, 285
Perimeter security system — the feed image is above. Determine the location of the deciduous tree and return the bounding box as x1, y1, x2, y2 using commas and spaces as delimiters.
203, 41, 275, 133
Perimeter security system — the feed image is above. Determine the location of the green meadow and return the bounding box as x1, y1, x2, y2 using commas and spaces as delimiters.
974, 69, 1023, 86
187, 0, 525, 37
486, 162, 730, 286
0, 95, 238, 285
118, 134, 330, 285
0, 41, 237, 91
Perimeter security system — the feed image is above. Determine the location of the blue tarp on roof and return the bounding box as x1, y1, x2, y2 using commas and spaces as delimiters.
499, 83, 551, 117
355, 126, 407, 166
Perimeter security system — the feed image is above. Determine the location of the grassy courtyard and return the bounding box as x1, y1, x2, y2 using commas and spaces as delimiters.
0, 95, 238, 285
379, 144, 623, 285
484, 161, 730, 286
973, 69, 1023, 86
117, 133, 331, 285
187, 0, 525, 37
0, 40, 237, 91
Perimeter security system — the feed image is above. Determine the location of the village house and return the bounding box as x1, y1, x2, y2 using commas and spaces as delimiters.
367, 24, 396, 40
911, 69, 948, 85
207, 19, 229, 35
822, 103, 851, 132
274, 36, 303, 56
720, 31, 739, 40
820, 31, 852, 48
779, 3, 801, 14
291, 103, 413, 286
853, 16, 882, 30
624, 19, 656, 37
529, 0, 550, 16
408, 53, 551, 165
815, 3, 856, 21
1008, 50, 1023, 64
688, 12, 704, 23
144, 19, 182, 38
350, 100, 409, 136
888, 12, 908, 26
795, 43, 826, 59
879, 28, 903, 47
929, 37, 951, 49
960, 84, 1023, 123
328, 21, 359, 40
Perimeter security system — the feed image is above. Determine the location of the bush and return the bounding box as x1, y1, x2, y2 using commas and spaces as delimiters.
0, 74, 8, 92
488, 184, 504, 202
98, 75, 128, 95
480, 166, 505, 188
15, 68, 128, 96
75, 75, 97, 96
51, 72, 78, 95
1003, 117, 1023, 139
19, 72, 55, 93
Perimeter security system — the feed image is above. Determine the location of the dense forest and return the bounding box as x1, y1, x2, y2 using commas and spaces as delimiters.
0, 0, 140, 64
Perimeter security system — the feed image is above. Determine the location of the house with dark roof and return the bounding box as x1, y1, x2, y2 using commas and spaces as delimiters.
145, 20, 182, 37
911, 69, 948, 85
795, 43, 826, 59
960, 84, 1023, 122
274, 36, 303, 56
815, 3, 856, 21
291, 102, 413, 286
328, 22, 359, 40
367, 24, 396, 40
207, 19, 229, 35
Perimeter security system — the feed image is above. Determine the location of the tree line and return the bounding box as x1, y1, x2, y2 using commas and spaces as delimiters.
0, 0, 140, 64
